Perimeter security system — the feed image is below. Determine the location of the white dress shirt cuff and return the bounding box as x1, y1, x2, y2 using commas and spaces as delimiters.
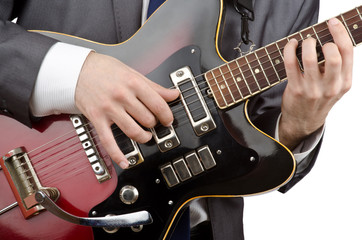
275, 114, 325, 170
30, 42, 93, 116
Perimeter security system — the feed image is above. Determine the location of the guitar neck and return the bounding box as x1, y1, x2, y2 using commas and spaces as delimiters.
206, 6, 362, 109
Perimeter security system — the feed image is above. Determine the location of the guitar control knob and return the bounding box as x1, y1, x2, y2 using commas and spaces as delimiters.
119, 185, 139, 205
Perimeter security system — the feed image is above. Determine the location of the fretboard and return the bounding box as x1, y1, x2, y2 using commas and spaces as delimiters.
205, 6, 362, 109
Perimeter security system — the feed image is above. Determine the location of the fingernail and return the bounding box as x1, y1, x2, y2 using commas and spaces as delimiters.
166, 120, 173, 127
120, 161, 129, 169
329, 18, 339, 26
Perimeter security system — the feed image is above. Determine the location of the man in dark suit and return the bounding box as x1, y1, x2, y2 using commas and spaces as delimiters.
0, 0, 353, 239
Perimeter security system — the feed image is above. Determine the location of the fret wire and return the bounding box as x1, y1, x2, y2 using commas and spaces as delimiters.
204, 71, 226, 108
222, 64, 243, 102
297, 31, 304, 40
255, 48, 279, 85
344, 10, 362, 45
228, 62, 250, 97
287, 35, 304, 70
223, 12, 361, 89
275, 39, 288, 79
264, 47, 281, 82
235, 60, 252, 96
350, 32, 362, 46
245, 55, 261, 91
311, 26, 323, 47
225, 62, 244, 102
210, 70, 228, 107
203, 10, 362, 101
244, 12, 362, 79
302, 26, 324, 62
275, 40, 285, 62
233, 62, 252, 97
253, 51, 271, 86
341, 14, 357, 46
219, 66, 236, 103
357, 7, 362, 19
226, 62, 244, 99
316, 24, 332, 43
265, 44, 285, 79
314, 21, 332, 45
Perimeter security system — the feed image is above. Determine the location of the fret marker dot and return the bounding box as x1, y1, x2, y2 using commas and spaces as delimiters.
307, 34, 311, 38
254, 68, 260, 74
220, 84, 226, 89
236, 77, 242, 82
275, 59, 280, 64
353, 24, 358, 30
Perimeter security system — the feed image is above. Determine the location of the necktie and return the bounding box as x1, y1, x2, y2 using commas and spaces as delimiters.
170, 208, 190, 240
147, 0, 166, 18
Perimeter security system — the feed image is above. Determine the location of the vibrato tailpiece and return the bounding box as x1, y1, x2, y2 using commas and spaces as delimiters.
0, 147, 60, 219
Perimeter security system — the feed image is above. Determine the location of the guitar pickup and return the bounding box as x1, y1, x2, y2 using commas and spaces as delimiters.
110, 123, 144, 168
123, 139, 144, 168
170, 67, 216, 136
150, 125, 180, 152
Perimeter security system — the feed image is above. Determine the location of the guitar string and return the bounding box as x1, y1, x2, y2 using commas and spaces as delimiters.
30, 15, 340, 159
194, 16, 362, 104
26, 16, 354, 163
37, 22, 362, 183
29, 12, 362, 160
39, 23, 362, 183
29, 97, 212, 179
39, 15, 359, 184
29, 94, 222, 183
177, 15, 361, 104
20, 14, 361, 180
26, 96, 211, 179
3, 11, 362, 205
26, 15, 360, 172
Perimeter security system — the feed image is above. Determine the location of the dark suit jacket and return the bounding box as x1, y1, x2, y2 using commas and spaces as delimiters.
0, 0, 320, 239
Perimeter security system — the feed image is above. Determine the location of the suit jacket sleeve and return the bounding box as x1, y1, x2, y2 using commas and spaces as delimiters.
247, 0, 321, 193
220, 0, 321, 193
0, 1, 57, 126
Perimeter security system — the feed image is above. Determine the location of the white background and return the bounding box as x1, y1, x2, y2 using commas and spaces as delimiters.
244, 1, 362, 239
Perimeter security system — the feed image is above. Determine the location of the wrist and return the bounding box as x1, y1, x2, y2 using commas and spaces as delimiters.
278, 114, 324, 150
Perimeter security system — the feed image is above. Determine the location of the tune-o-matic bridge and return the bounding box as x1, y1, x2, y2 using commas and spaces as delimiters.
70, 115, 111, 182
170, 67, 216, 136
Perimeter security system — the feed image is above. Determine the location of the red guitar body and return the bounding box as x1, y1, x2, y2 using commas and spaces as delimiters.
1, 0, 360, 239
0, 114, 117, 240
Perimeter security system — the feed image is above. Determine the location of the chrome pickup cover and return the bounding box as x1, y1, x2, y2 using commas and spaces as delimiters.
150, 125, 180, 152
170, 66, 216, 136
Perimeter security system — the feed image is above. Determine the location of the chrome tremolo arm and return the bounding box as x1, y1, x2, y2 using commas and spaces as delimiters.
35, 190, 153, 228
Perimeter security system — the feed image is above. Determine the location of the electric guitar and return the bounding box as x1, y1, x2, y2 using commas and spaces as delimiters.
1, 0, 361, 239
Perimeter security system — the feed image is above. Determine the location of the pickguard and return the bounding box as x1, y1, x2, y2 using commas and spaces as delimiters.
89, 46, 293, 240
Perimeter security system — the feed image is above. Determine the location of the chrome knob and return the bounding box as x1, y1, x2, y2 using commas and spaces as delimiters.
119, 185, 139, 205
